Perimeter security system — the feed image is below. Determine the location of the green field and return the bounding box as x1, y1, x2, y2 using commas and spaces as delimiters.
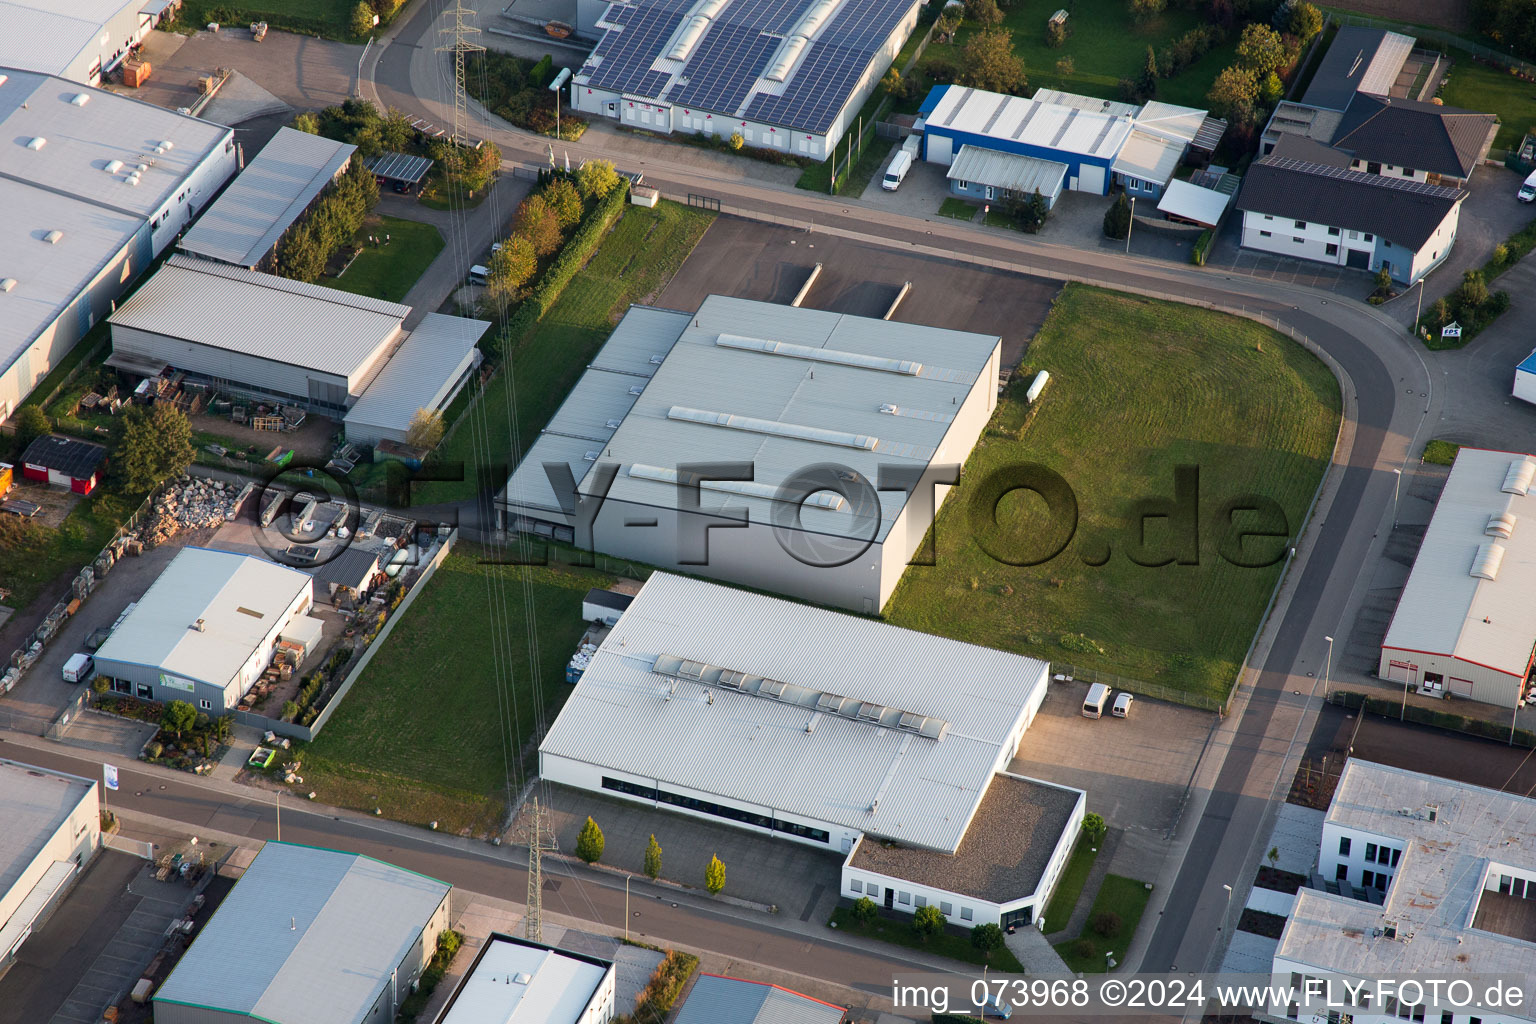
412, 200, 713, 505
1440, 50, 1536, 151
884, 286, 1341, 702
295, 553, 612, 834
320, 216, 444, 303
1042, 835, 1099, 934
939, 196, 976, 219
1053, 875, 1153, 973
0, 487, 148, 611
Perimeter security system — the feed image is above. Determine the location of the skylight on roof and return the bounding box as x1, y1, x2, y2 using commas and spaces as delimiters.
667, 406, 878, 451
715, 333, 923, 376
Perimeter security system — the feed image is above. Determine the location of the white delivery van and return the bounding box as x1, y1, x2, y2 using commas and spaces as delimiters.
1519, 170, 1536, 202
467, 264, 490, 285
1082, 682, 1112, 718
882, 149, 913, 191
62, 653, 94, 683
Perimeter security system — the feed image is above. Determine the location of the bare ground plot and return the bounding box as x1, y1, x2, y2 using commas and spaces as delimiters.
5, 481, 86, 530
113, 27, 357, 115
657, 216, 1059, 367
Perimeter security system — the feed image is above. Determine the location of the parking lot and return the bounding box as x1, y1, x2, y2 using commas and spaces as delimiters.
658, 216, 1060, 367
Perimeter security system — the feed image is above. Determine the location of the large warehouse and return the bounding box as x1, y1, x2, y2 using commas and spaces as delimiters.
179, 128, 357, 270
93, 546, 318, 713
540, 572, 1086, 929
433, 934, 617, 1024
1379, 447, 1536, 707
570, 0, 920, 161
499, 295, 1001, 613
0, 69, 236, 426
154, 842, 451, 1024
0, 0, 178, 85
0, 759, 99, 978
107, 255, 487, 434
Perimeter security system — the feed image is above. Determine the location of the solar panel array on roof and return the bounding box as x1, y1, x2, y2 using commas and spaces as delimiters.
584, 5, 685, 96
671, 23, 778, 112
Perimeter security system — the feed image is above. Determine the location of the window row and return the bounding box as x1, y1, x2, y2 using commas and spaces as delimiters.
847, 879, 975, 920
601, 777, 830, 843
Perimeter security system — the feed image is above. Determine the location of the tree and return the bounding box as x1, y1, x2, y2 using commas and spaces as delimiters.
1054, 55, 1075, 76
912, 904, 946, 941
644, 834, 662, 880
851, 896, 878, 924
965, 0, 1004, 27
486, 234, 537, 297
1259, 70, 1284, 104
276, 221, 327, 282
437, 140, 502, 196
1235, 23, 1287, 78
405, 409, 445, 449
1427, 296, 1450, 329
1082, 811, 1108, 842
292, 111, 320, 134
1282, 0, 1322, 40
1137, 45, 1160, 100
161, 700, 197, 739
576, 158, 621, 199
542, 177, 584, 229
114, 403, 194, 494
1206, 65, 1258, 126
1006, 188, 1049, 233
576, 816, 605, 864
959, 29, 1027, 94
937, 10, 964, 43
380, 107, 416, 152
514, 195, 564, 256
1102, 194, 1132, 239
12, 404, 51, 456
1129, 0, 1166, 21
728, 131, 745, 150
881, 67, 904, 96
1091, 910, 1123, 937
1045, 17, 1067, 47
1458, 268, 1488, 308
704, 853, 726, 895
971, 923, 1006, 958
350, 0, 375, 36
92, 676, 109, 696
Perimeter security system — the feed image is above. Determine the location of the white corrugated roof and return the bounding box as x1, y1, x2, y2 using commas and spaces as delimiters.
1280, 760, 1536, 977
344, 312, 487, 438
1030, 88, 1139, 118
439, 937, 609, 1024
947, 145, 1067, 196
109, 255, 409, 380
154, 842, 450, 1024
93, 547, 312, 690
539, 572, 1051, 852
1111, 128, 1185, 186
180, 127, 356, 267
1360, 31, 1416, 97
1156, 178, 1230, 226
925, 86, 1134, 160
1381, 447, 1536, 676
0, 0, 143, 79
1135, 100, 1208, 144
0, 759, 92, 900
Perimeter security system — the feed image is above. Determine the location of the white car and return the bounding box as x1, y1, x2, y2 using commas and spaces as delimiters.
1519, 170, 1536, 203
1112, 692, 1134, 718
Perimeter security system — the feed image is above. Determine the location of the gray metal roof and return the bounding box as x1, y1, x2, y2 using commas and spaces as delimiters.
109, 254, 410, 380
588, 305, 690, 375
947, 145, 1066, 196
1301, 26, 1415, 110
343, 312, 487, 439
1331, 94, 1497, 179
180, 127, 356, 267
674, 974, 845, 1024
539, 572, 1052, 852
566, 295, 999, 545
0, 759, 93, 901
154, 842, 450, 1024
1382, 447, 1536, 676
93, 546, 313, 690
0, 0, 142, 79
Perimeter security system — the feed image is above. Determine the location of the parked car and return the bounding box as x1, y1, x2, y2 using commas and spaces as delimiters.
1520, 170, 1536, 202
1112, 691, 1134, 718
467, 264, 490, 285
1082, 682, 1111, 718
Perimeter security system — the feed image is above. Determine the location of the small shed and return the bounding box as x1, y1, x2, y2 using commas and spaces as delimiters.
583, 588, 633, 626
21, 435, 107, 495
305, 547, 383, 602
1156, 178, 1231, 229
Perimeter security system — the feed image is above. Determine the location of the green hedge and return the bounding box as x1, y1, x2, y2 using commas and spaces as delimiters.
501, 180, 630, 351
1331, 690, 1536, 747
933, 1015, 984, 1023
1190, 229, 1213, 266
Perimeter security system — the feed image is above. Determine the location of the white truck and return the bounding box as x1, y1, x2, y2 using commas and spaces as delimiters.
881, 135, 921, 191
62, 653, 94, 684
1519, 169, 1536, 202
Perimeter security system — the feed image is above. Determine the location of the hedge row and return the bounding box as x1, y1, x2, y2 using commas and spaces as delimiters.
1190, 229, 1213, 266
501, 179, 631, 351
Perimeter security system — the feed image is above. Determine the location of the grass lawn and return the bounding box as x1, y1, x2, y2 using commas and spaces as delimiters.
797, 91, 891, 193
1042, 835, 1099, 934
983, 208, 1020, 230
1440, 50, 1536, 152
939, 196, 976, 219
829, 906, 1025, 972
1052, 875, 1152, 973
294, 552, 613, 835
884, 285, 1341, 703
411, 200, 713, 506
1157, 34, 1241, 107
1422, 439, 1461, 465
0, 486, 149, 611
320, 216, 444, 303
172, 0, 361, 40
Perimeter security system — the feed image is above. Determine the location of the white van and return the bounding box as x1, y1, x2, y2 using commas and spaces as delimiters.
62, 653, 94, 684
1520, 170, 1536, 202
1082, 682, 1112, 719
467, 264, 490, 285
882, 149, 913, 191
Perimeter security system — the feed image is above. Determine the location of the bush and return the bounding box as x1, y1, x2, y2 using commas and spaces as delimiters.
644, 834, 662, 880
729, 131, 745, 150
852, 895, 879, 925
705, 853, 726, 895
913, 904, 947, 940
576, 816, 605, 863
1046, 18, 1068, 47
631, 950, 698, 1021
1070, 938, 1095, 959
1190, 228, 1213, 265
971, 922, 1006, 955
145, 741, 163, 759
281, 700, 299, 722
1083, 812, 1107, 842
1091, 910, 1123, 937
1103, 194, 1132, 239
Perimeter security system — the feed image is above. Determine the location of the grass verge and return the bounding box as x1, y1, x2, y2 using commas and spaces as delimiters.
1052, 875, 1152, 973
320, 215, 444, 303
829, 906, 1026, 972
291, 553, 614, 835
1042, 835, 1099, 934
412, 200, 713, 506
1422, 439, 1461, 465
939, 196, 976, 219
884, 285, 1341, 703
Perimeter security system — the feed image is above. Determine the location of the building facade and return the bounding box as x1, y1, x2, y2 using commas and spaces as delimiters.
0, 760, 99, 978
432, 934, 617, 1024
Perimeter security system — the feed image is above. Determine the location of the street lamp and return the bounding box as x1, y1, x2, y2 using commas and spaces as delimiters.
1392, 468, 1403, 529
1220, 883, 1232, 935
1323, 635, 1335, 701
1125, 195, 1136, 254
549, 67, 572, 145
625, 875, 631, 942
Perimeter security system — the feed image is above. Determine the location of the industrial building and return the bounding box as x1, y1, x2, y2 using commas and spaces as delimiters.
919, 85, 1224, 200
1267, 761, 1536, 1024
1378, 447, 1536, 708
0, 759, 99, 979
432, 934, 617, 1024
540, 572, 1085, 929
179, 128, 357, 270
154, 842, 452, 1024
499, 295, 1001, 613
92, 546, 318, 713
673, 974, 844, 1024
0, 0, 180, 85
20, 435, 107, 495
0, 68, 236, 426
569, 0, 920, 161
107, 255, 486, 435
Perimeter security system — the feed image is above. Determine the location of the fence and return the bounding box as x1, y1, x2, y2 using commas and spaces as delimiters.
104, 834, 154, 860
1049, 663, 1227, 713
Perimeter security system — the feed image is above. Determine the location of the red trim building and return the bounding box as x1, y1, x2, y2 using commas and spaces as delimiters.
21, 435, 107, 496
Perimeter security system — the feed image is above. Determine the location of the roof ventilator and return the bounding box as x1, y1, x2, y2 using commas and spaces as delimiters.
1470, 542, 1505, 581
0, 279, 15, 293
71, 93, 90, 106
43, 230, 63, 244
1486, 511, 1517, 539
25, 137, 45, 150
1502, 458, 1535, 496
